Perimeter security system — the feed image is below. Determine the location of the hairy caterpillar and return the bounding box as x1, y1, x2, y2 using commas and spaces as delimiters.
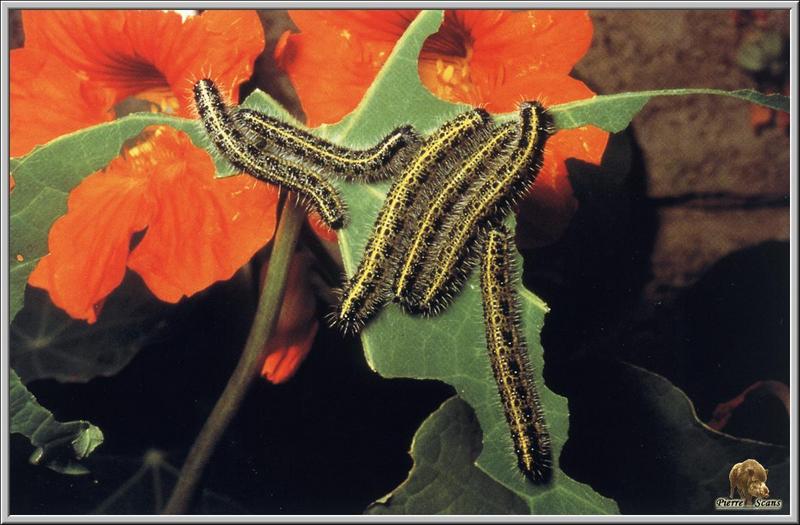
333, 108, 493, 333
234, 108, 420, 182
392, 122, 517, 312
480, 225, 552, 484
193, 79, 347, 229
414, 101, 552, 314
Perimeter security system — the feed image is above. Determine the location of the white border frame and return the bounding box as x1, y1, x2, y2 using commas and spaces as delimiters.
1, 2, 797, 522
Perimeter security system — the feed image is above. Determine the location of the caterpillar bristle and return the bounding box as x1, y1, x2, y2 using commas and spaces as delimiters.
392, 122, 517, 306
233, 108, 421, 184
334, 108, 493, 334
192, 79, 348, 230
480, 225, 552, 484
411, 100, 552, 313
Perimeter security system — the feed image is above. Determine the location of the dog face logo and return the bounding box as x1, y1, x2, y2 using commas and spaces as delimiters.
729, 459, 769, 506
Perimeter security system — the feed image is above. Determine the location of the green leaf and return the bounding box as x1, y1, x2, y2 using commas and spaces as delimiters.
241, 11, 615, 513
10, 368, 104, 474
563, 358, 789, 513
624, 361, 788, 512
10, 275, 169, 384
544, 89, 789, 133
90, 450, 247, 514
8, 114, 208, 323
366, 397, 529, 515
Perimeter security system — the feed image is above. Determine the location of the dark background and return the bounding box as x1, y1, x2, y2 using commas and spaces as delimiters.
9, 9, 791, 515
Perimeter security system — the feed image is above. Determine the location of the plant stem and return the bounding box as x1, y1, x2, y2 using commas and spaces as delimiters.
163, 200, 305, 514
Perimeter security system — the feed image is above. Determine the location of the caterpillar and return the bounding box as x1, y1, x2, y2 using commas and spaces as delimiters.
392, 122, 517, 312
192, 79, 347, 229
234, 108, 420, 183
333, 108, 493, 333
414, 101, 552, 314
480, 225, 552, 484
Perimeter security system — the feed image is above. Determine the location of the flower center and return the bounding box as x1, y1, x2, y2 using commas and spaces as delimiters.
418, 15, 478, 104
421, 53, 475, 102
105, 59, 180, 117
122, 126, 175, 170
135, 87, 182, 115
114, 86, 181, 118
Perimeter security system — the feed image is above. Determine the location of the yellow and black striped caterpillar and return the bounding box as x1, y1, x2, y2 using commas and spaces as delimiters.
393, 122, 518, 312
410, 101, 552, 315
333, 108, 494, 333
332, 101, 551, 327
193, 79, 347, 229
234, 108, 420, 183
480, 225, 553, 484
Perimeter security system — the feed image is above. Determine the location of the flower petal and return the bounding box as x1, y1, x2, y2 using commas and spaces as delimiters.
164, 10, 266, 114
261, 324, 318, 384
259, 251, 319, 384
22, 10, 167, 100
22, 10, 264, 116
126, 127, 279, 303
493, 75, 610, 248
418, 11, 593, 107
464, 10, 593, 80
28, 158, 152, 323
290, 10, 418, 42
10, 48, 114, 157
281, 11, 416, 126
308, 212, 338, 243
515, 147, 579, 249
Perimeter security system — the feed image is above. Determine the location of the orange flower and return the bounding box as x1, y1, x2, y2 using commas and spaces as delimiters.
21, 10, 264, 118
10, 9, 265, 196
259, 252, 319, 383
28, 126, 279, 323
276, 10, 609, 246
15, 10, 321, 383
15, 10, 277, 322
10, 48, 115, 157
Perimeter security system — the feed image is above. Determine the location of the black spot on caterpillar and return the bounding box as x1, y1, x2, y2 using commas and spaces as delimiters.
415, 101, 553, 315
192, 78, 347, 229
393, 122, 517, 312
333, 108, 493, 334
234, 108, 420, 183
480, 224, 552, 484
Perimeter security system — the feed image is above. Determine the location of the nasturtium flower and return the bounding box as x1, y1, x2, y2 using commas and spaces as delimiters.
21, 10, 264, 117
13, 10, 321, 383
10, 48, 115, 157
11, 9, 264, 159
260, 252, 319, 384
28, 126, 279, 323
276, 10, 610, 246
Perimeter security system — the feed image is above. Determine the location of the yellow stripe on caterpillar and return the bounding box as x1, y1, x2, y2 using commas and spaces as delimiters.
480, 225, 552, 484
234, 108, 420, 183
415, 101, 552, 315
333, 108, 493, 333
193, 79, 347, 229
393, 122, 517, 311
